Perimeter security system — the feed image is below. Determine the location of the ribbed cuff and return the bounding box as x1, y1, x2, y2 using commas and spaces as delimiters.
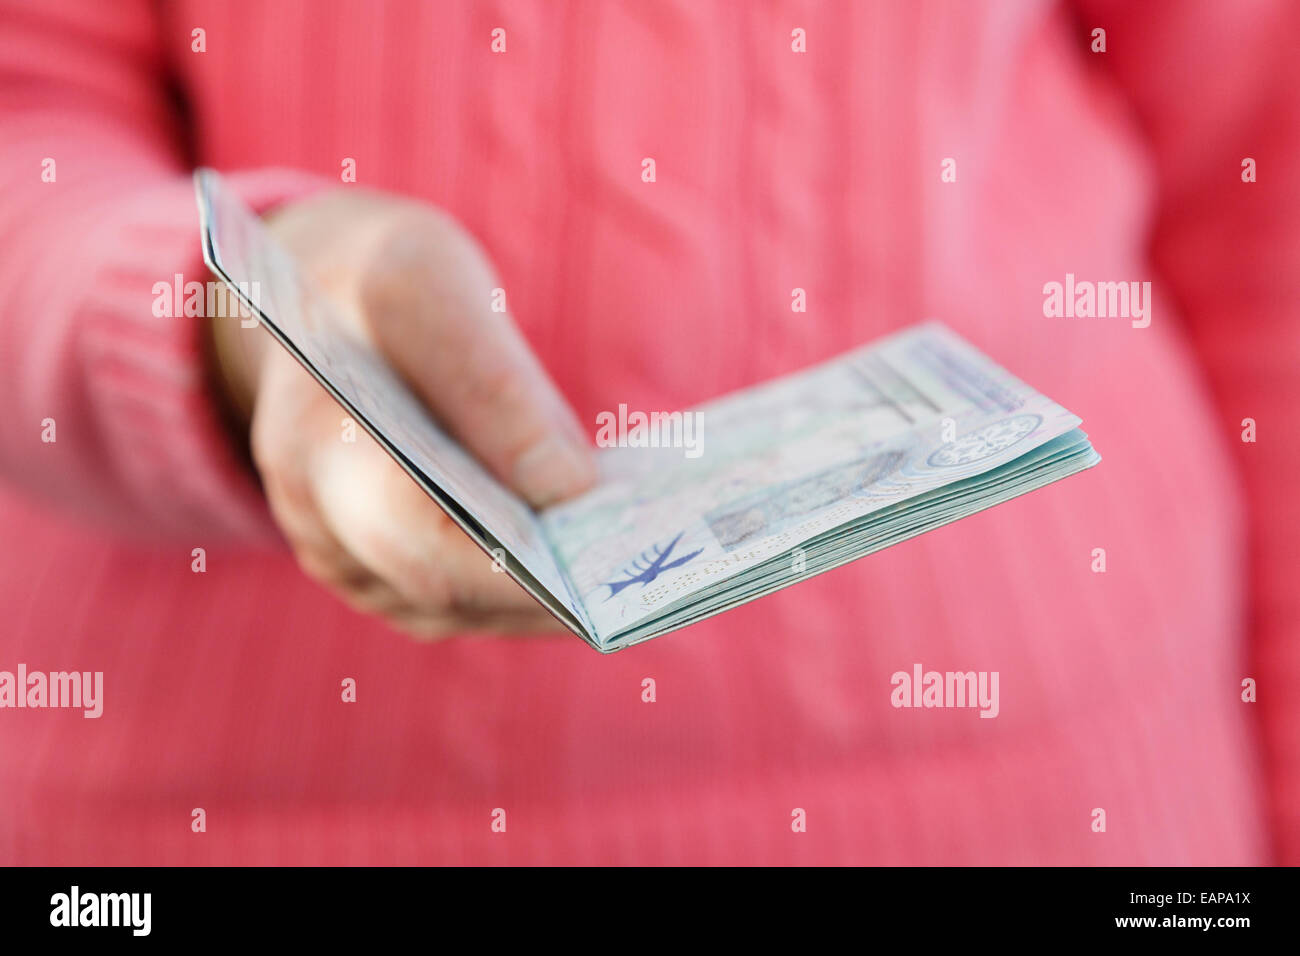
78, 167, 331, 542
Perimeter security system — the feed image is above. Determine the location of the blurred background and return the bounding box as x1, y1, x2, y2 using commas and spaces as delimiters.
0, 0, 1295, 864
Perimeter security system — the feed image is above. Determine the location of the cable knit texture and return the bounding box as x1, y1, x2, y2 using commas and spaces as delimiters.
0, 0, 1293, 864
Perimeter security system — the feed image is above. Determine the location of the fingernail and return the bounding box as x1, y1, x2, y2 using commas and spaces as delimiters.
513, 436, 596, 507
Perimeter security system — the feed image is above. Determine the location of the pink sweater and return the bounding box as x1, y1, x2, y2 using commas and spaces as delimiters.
1, 0, 1295, 865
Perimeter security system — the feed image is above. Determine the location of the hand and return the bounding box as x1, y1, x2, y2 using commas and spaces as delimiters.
209, 188, 596, 639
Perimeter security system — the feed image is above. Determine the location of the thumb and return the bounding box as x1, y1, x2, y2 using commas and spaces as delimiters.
358, 209, 595, 508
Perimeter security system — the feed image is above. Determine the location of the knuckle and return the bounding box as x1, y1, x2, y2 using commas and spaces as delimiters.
360, 537, 452, 610
260, 466, 316, 531
292, 546, 343, 589
461, 357, 530, 418
248, 413, 283, 477
392, 569, 453, 611
391, 614, 458, 643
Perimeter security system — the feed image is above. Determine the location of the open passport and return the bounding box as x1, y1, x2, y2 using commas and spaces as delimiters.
196, 169, 1100, 653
